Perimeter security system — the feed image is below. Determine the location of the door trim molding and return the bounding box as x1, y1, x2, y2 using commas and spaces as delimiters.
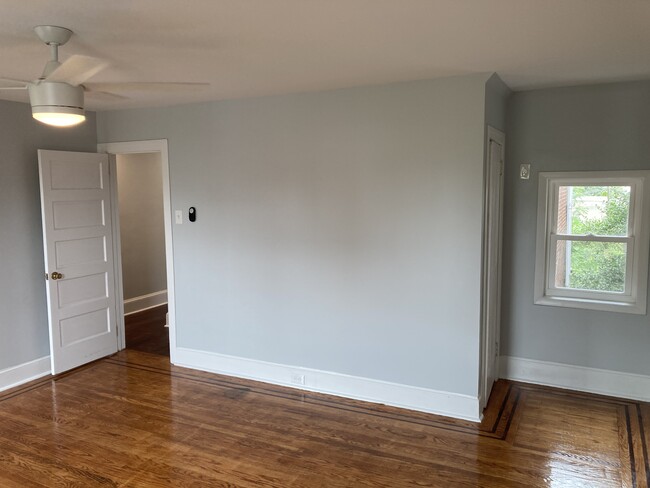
479, 125, 506, 410
97, 140, 177, 363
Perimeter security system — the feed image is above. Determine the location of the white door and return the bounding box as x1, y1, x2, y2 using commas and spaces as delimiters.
481, 128, 505, 409
38, 150, 118, 374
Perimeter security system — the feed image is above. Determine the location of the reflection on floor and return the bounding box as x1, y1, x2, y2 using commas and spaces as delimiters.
125, 304, 169, 356
0, 349, 647, 486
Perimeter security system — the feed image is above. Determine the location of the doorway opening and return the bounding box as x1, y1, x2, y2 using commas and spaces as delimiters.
98, 140, 177, 363
116, 152, 169, 356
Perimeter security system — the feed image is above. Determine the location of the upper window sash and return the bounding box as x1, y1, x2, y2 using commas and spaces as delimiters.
549, 179, 639, 234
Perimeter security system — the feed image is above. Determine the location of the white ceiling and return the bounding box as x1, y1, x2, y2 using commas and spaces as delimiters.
1, 0, 650, 110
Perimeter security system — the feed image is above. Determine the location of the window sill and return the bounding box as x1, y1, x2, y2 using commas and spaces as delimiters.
534, 295, 646, 315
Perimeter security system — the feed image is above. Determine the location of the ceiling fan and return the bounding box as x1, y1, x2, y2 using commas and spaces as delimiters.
0, 25, 208, 127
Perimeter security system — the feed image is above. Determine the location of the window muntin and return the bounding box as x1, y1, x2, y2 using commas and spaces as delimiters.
534, 171, 650, 314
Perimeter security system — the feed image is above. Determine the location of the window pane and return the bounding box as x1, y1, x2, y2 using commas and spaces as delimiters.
555, 240, 627, 292
557, 185, 631, 236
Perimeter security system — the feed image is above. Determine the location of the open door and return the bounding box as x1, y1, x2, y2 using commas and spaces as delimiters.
38, 150, 118, 374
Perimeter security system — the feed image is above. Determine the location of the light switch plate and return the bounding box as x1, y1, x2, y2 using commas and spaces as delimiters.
175, 210, 183, 224
520, 164, 531, 180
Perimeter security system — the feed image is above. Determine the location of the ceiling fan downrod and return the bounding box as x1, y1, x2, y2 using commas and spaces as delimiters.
34, 25, 72, 79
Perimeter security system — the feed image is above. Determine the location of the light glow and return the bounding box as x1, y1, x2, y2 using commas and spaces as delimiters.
33, 112, 86, 127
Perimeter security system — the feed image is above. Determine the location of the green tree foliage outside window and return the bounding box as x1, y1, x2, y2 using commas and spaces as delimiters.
564, 186, 630, 292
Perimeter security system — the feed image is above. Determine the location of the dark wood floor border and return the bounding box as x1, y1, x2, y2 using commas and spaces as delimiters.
512, 379, 644, 406
3, 351, 647, 482
627, 406, 639, 488
490, 383, 513, 432
48, 357, 650, 487
104, 355, 522, 440
512, 377, 650, 487
504, 383, 647, 488
0, 376, 53, 403
0, 353, 518, 440
0, 356, 111, 404
638, 404, 650, 487
103, 358, 497, 437
520, 382, 649, 479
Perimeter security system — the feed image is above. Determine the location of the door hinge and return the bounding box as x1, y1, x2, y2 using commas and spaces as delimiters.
495, 341, 500, 357
499, 160, 504, 176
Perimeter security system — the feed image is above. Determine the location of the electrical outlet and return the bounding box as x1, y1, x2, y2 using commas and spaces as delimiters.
175, 210, 183, 224
291, 374, 306, 385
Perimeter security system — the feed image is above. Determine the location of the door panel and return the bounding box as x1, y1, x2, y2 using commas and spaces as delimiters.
52, 199, 105, 229
54, 236, 107, 268
56, 273, 108, 307
38, 150, 118, 374
60, 309, 110, 347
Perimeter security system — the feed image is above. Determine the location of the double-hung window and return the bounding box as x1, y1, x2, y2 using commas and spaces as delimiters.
534, 171, 650, 314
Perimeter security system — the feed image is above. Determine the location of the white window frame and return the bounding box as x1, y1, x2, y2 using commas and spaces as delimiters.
534, 170, 650, 314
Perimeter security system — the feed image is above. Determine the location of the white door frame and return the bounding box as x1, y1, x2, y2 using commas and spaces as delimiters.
479, 126, 505, 410
97, 139, 177, 363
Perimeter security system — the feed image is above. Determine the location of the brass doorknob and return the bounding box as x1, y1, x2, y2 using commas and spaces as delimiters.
51, 272, 63, 280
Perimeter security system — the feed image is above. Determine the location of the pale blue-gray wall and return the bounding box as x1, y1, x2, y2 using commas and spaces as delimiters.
116, 153, 167, 300
502, 81, 650, 375
98, 74, 493, 396
485, 73, 510, 133
0, 100, 97, 370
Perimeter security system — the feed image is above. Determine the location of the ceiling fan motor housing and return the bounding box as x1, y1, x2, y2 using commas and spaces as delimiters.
28, 81, 84, 117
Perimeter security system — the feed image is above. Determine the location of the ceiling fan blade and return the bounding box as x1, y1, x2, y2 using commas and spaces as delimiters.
0, 78, 29, 87
85, 90, 129, 101
83, 82, 209, 92
46, 55, 109, 86
0, 86, 27, 90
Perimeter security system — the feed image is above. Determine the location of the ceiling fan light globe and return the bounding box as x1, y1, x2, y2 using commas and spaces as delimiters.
32, 110, 85, 127
28, 82, 85, 127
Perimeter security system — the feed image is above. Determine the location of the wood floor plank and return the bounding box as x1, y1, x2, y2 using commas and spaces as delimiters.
124, 305, 169, 357
0, 350, 647, 487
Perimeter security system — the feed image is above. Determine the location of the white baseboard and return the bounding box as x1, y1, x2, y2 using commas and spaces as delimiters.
123, 290, 167, 315
174, 347, 481, 421
500, 356, 650, 402
0, 356, 51, 392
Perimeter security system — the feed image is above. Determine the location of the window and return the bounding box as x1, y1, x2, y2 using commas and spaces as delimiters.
534, 171, 650, 314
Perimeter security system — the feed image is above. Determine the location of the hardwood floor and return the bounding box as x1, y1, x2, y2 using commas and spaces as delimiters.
0, 350, 647, 487
125, 305, 169, 356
